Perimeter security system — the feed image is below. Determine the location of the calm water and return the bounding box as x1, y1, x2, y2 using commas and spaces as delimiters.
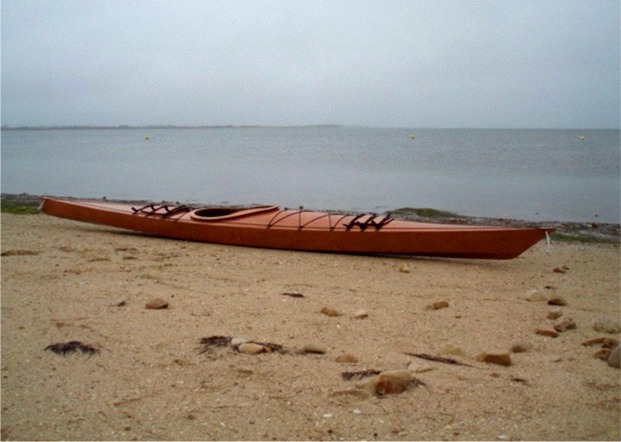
1, 126, 619, 223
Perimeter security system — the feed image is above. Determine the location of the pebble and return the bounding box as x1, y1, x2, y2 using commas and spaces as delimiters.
547, 296, 568, 306
475, 353, 512, 366
510, 341, 532, 353
535, 328, 559, 338
525, 290, 547, 302
581, 337, 620, 348
145, 298, 168, 309
302, 343, 326, 354
407, 360, 436, 373
399, 264, 411, 273
371, 370, 414, 395
425, 300, 449, 311
607, 345, 620, 368
594, 348, 612, 361
553, 316, 576, 332
231, 336, 249, 346
353, 309, 368, 319
593, 317, 621, 334
335, 354, 359, 363
546, 307, 563, 320
320, 307, 341, 317
237, 343, 266, 355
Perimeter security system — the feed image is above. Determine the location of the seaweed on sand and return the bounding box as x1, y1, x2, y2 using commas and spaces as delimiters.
404, 352, 472, 367
198, 336, 233, 353
341, 369, 382, 381
198, 335, 289, 355
45, 341, 99, 356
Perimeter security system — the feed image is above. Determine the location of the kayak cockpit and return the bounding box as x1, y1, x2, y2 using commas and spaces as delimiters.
190, 205, 279, 221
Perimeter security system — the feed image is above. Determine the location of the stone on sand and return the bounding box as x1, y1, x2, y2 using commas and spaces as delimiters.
145, 298, 168, 309
371, 370, 415, 395
607, 345, 620, 368
553, 316, 576, 332
476, 352, 512, 366
546, 307, 563, 320
237, 343, 266, 355
353, 309, 368, 319
593, 317, 621, 334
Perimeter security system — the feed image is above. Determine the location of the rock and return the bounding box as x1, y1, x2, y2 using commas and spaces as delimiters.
237, 343, 266, 354
603, 338, 620, 348
145, 298, 168, 309
407, 360, 436, 373
546, 307, 563, 320
593, 317, 621, 334
425, 301, 449, 311
553, 316, 576, 332
320, 307, 341, 317
525, 290, 547, 302
302, 343, 326, 354
581, 337, 620, 348
353, 309, 369, 319
547, 296, 567, 306
475, 353, 512, 366
372, 370, 414, 395
510, 341, 532, 353
535, 328, 559, 338
335, 354, 359, 363
553, 266, 569, 274
231, 336, 249, 346
399, 264, 411, 273
594, 348, 611, 361
607, 345, 620, 368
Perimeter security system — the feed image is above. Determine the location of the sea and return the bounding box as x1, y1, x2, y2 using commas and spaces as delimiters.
1, 126, 619, 223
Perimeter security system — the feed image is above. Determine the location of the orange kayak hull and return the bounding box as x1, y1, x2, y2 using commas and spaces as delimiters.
41, 197, 552, 260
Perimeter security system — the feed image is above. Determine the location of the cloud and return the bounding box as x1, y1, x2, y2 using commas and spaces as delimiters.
2, 0, 619, 128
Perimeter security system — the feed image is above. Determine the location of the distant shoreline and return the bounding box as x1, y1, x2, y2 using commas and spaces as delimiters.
0, 124, 346, 131
2, 125, 619, 131
2, 193, 618, 243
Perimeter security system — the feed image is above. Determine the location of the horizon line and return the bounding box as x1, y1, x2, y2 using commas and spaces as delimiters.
2, 124, 619, 131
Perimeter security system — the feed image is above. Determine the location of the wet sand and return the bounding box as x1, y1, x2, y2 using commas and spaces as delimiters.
1, 211, 620, 440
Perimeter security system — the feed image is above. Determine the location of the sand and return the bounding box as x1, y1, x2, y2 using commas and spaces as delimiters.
1, 212, 620, 441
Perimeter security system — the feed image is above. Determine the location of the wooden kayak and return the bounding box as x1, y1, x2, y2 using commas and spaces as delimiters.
40, 197, 553, 260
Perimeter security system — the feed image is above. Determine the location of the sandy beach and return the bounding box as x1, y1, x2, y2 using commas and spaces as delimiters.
1, 210, 620, 440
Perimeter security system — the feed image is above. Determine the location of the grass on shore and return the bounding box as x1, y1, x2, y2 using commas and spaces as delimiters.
392, 207, 465, 219
1, 197, 41, 214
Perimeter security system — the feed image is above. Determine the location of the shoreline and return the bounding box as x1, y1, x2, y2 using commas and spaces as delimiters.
2, 192, 619, 243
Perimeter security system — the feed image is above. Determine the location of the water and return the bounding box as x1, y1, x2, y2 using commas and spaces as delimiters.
1, 126, 619, 223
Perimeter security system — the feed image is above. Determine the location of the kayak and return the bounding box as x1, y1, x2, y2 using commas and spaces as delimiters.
40, 197, 553, 259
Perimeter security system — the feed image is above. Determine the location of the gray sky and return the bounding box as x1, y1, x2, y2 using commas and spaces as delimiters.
2, 0, 619, 128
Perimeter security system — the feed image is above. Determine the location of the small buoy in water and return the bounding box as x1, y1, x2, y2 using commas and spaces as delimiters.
144, 136, 151, 141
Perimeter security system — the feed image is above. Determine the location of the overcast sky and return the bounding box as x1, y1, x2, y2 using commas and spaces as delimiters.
2, 0, 619, 128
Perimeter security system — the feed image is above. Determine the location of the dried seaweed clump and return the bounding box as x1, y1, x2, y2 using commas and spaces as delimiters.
341, 369, 382, 381
45, 341, 99, 356
198, 335, 233, 353
198, 335, 289, 355
405, 352, 472, 367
